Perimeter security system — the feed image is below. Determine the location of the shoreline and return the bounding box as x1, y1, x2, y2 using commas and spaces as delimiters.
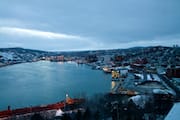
0, 60, 88, 70
0, 61, 40, 68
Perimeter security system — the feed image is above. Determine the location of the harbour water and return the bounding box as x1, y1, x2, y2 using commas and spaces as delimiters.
0, 61, 110, 110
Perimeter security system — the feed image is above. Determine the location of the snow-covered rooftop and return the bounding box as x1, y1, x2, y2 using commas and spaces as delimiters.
55, 109, 64, 117
165, 102, 180, 120
128, 95, 149, 109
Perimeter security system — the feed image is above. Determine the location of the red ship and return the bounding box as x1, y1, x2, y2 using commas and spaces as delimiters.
0, 96, 84, 118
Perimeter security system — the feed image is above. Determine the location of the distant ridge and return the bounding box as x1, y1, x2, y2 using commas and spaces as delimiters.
0, 45, 174, 54
0, 47, 48, 53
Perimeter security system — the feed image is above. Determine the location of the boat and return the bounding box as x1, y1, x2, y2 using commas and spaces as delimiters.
0, 97, 84, 118
103, 67, 113, 73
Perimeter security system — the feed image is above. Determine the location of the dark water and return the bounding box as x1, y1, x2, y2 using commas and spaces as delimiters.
0, 61, 110, 110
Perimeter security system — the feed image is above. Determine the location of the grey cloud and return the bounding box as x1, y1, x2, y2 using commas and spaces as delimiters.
0, 0, 180, 50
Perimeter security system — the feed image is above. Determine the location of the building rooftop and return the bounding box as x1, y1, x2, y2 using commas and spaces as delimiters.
165, 102, 180, 120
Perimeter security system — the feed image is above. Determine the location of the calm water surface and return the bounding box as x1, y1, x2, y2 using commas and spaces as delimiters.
0, 61, 110, 110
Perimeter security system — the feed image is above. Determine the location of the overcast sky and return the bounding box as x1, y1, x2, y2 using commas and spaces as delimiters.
0, 0, 180, 51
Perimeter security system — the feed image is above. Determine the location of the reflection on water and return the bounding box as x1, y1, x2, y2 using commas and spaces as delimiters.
0, 61, 110, 110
